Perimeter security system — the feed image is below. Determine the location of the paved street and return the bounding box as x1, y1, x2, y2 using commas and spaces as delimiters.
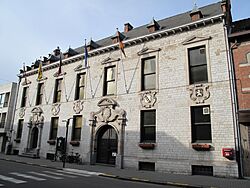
0, 160, 174, 188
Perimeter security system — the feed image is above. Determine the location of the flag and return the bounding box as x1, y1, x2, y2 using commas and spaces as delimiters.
23, 63, 27, 83
117, 29, 126, 57
58, 49, 62, 75
84, 39, 88, 68
37, 62, 43, 80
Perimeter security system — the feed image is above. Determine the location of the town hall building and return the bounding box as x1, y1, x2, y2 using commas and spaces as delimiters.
11, 0, 241, 177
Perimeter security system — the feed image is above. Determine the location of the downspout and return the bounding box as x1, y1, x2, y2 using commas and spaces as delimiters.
223, 19, 243, 178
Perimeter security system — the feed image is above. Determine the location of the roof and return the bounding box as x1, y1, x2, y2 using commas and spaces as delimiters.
74, 2, 223, 54
231, 18, 250, 33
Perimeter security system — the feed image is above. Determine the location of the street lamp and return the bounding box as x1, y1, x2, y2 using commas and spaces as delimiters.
62, 118, 72, 168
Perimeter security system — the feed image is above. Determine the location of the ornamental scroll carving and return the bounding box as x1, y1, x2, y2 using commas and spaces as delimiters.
51, 103, 61, 116
28, 107, 44, 128
190, 84, 210, 104
19, 108, 26, 118
140, 91, 157, 108
89, 98, 126, 124
73, 100, 84, 114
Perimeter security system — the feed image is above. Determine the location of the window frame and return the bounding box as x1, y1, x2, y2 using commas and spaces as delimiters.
71, 115, 82, 141
191, 105, 212, 143
36, 82, 44, 105
141, 56, 156, 91
3, 92, 10, 107
0, 93, 5, 108
140, 110, 156, 143
75, 73, 86, 100
53, 78, 63, 103
49, 117, 59, 140
185, 40, 211, 85
103, 65, 116, 96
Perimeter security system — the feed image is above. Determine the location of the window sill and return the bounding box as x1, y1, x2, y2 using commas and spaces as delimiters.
47, 140, 56, 145
139, 143, 156, 149
70, 141, 80, 146
192, 143, 211, 151
14, 139, 21, 143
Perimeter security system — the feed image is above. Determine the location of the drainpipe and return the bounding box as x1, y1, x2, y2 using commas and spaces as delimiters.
223, 19, 243, 178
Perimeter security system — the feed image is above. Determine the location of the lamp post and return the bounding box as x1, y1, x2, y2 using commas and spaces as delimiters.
62, 118, 72, 168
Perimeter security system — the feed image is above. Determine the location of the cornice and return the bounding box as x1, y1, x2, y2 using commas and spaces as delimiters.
19, 14, 224, 78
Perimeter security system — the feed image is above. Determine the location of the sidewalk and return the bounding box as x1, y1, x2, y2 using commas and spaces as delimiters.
0, 153, 250, 188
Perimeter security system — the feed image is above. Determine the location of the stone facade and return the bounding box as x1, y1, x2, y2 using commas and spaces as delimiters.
11, 2, 239, 177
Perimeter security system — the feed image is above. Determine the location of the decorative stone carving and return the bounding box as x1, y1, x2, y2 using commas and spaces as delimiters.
137, 47, 161, 56
140, 91, 157, 108
101, 57, 120, 65
90, 98, 126, 124
19, 108, 26, 118
190, 84, 210, 104
73, 100, 84, 114
28, 107, 44, 127
51, 103, 61, 116
182, 35, 212, 45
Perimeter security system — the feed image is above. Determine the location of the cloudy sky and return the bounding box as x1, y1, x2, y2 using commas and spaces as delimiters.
0, 0, 248, 84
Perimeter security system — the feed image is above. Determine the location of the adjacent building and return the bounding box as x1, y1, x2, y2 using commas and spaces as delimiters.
229, 18, 250, 176
11, 1, 241, 177
0, 82, 17, 153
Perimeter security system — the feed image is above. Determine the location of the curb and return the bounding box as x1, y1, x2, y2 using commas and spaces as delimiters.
99, 173, 204, 188
0, 158, 62, 170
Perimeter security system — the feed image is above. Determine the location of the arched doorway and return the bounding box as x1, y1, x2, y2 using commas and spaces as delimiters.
30, 127, 39, 149
96, 125, 118, 165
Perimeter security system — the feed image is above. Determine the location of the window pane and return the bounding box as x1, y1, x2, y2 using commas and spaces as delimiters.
17, 120, 23, 139
74, 128, 81, 140
144, 126, 156, 141
190, 65, 208, 84
192, 124, 211, 142
50, 118, 58, 140
106, 67, 115, 81
144, 74, 156, 90
143, 59, 156, 74
107, 82, 116, 95
79, 74, 85, 87
56, 91, 61, 102
189, 46, 206, 66
75, 116, 82, 128
79, 87, 85, 100
192, 106, 210, 123
143, 111, 156, 125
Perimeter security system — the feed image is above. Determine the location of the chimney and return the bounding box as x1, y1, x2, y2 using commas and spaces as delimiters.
147, 18, 160, 33
53, 46, 61, 56
124, 23, 133, 33
221, 0, 232, 25
190, 4, 203, 21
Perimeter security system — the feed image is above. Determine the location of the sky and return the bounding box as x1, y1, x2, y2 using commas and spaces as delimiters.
0, 0, 249, 85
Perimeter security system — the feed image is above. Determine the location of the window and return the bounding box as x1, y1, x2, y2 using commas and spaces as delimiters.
139, 162, 155, 171
49, 117, 59, 140
103, 66, 116, 96
188, 46, 208, 84
16, 119, 24, 139
191, 106, 211, 143
3, 92, 10, 107
75, 73, 85, 100
36, 83, 44, 105
21, 87, 28, 107
192, 165, 213, 176
141, 57, 156, 91
0, 113, 6, 128
141, 110, 156, 143
247, 52, 250, 64
0, 94, 4, 108
72, 116, 82, 141
53, 79, 63, 103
